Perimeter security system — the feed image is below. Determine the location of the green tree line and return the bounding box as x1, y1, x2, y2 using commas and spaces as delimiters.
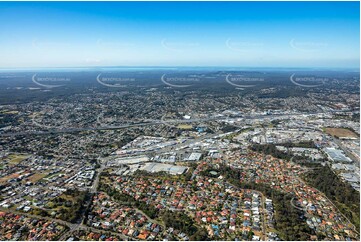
302, 165, 360, 231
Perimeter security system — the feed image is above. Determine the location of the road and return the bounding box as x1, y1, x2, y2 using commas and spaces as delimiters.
259, 192, 267, 240
226, 182, 268, 240
90, 162, 106, 193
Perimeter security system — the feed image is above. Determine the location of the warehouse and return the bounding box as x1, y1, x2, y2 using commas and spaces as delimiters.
324, 148, 352, 163
140, 163, 188, 175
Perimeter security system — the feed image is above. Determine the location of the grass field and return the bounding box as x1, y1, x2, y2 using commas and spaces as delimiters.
324, 127, 358, 138
7, 154, 29, 165
43, 172, 63, 180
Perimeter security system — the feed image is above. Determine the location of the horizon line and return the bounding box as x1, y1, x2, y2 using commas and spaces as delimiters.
0, 65, 359, 71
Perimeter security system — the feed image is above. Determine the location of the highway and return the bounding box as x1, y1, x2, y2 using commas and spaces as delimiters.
0, 111, 340, 138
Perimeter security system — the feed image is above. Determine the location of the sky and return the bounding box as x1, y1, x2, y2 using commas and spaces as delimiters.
0, 1, 359, 69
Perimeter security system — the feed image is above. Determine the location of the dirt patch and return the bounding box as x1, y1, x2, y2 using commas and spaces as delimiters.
26, 173, 48, 183
177, 124, 193, 130
324, 128, 358, 138
0, 173, 20, 184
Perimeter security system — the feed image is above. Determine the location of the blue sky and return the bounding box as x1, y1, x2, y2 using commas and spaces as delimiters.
0, 1, 359, 69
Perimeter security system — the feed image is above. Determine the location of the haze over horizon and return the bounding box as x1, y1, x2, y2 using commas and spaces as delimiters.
0, 1, 359, 69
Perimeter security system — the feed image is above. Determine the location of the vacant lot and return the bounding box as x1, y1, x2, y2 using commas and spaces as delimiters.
325, 127, 358, 138
8, 154, 29, 165
177, 124, 193, 130
27, 173, 49, 183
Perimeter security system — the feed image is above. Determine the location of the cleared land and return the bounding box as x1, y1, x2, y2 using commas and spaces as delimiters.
0, 173, 19, 184
27, 173, 49, 183
8, 154, 29, 165
0, 110, 19, 114
324, 127, 358, 138
177, 124, 193, 130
